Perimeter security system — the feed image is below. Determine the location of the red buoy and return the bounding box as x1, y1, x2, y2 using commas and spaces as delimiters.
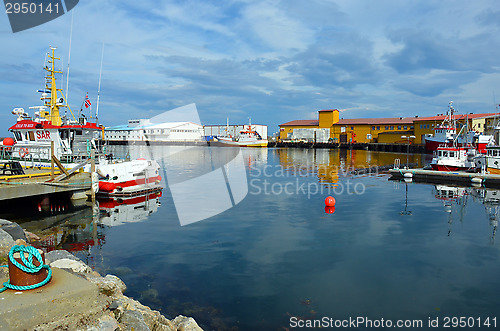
325, 196, 336, 207
2, 137, 15, 146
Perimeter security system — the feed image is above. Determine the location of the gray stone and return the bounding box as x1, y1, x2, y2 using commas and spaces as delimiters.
45, 249, 82, 264
0, 219, 27, 241
172, 315, 203, 331
0, 228, 14, 248
119, 309, 151, 331
87, 274, 127, 297
50, 258, 92, 273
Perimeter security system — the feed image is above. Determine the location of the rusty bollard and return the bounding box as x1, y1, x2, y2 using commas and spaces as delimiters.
0, 245, 51, 292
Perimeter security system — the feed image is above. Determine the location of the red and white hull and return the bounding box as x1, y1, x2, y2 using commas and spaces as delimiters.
97, 159, 162, 196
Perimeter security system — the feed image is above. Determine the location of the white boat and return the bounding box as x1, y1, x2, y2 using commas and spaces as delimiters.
97, 158, 162, 195
0, 47, 162, 196
216, 120, 268, 147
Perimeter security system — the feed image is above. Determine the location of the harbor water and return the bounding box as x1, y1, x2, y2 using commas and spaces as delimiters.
7, 147, 500, 330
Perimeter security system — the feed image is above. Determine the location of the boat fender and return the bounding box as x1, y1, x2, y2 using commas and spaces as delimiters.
471, 177, 483, 184
403, 172, 413, 178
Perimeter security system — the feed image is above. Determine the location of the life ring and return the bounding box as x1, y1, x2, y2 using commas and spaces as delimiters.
19, 148, 29, 158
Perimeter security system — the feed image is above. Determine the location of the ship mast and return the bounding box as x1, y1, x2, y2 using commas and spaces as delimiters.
41, 47, 65, 126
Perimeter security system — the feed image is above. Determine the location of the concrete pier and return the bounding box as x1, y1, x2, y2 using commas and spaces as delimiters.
0, 268, 109, 330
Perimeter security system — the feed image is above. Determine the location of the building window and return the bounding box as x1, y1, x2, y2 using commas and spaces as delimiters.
420, 125, 423, 129
351, 127, 354, 130
372, 126, 375, 130
385, 126, 389, 130
404, 126, 407, 130
377, 126, 380, 130
410, 126, 414, 129
478, 123, 481, 128
398, 126, 402, 130
390, 126, 394, 130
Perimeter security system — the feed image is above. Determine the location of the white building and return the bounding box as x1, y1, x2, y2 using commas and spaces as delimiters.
105, 119, 205, 144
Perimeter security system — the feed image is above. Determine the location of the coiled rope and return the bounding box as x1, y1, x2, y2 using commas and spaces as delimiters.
0, 245, 52, 293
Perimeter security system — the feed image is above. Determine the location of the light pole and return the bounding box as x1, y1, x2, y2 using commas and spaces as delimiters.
401, 135, 416, 168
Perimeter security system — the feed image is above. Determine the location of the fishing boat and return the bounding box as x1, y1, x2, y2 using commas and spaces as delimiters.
215, 120, 268, 147
0, 47, 162, 195
430, 145, 478, 172
424, 101, 495, 152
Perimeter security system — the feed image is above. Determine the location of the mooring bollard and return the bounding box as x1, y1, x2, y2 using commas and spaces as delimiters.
1, 245, 52, 293
8, 249, 48, 287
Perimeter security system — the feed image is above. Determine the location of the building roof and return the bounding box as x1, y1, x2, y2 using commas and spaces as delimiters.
415, 112, 500, 122
336, 117, 418, 125
318, 109, 339, 112
279, 119, 319, 127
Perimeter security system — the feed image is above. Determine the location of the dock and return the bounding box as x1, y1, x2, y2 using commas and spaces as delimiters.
268, 141, 427, 153
0, 168, 91, 202
389, 168, 500, 187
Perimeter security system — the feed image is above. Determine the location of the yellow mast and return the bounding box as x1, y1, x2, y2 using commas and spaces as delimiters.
41, 47, 65, 126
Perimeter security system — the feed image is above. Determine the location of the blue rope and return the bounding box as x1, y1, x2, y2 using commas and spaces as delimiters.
0, 245, 52, 293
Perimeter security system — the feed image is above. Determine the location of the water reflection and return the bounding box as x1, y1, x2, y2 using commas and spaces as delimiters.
99, 192, 162, 227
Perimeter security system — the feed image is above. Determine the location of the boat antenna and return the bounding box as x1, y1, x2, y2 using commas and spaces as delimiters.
96, 43, 104, 124
65, 9, 74, 117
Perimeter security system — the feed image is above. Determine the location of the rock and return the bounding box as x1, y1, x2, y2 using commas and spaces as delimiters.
172, 315, 203, 331
45, 249, 82, 264
0, 228, 15, 248
14, 239, 27, 246
50, 258, 92, 273
24, 231, 41, 242
119, 310, 151, 331
87, 274, 127, 297
0, 219, 27, 242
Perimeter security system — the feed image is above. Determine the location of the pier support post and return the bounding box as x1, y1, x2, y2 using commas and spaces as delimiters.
51, 141, 54, 179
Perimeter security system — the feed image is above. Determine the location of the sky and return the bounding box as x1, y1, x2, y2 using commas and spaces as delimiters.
1, 0, 500, 135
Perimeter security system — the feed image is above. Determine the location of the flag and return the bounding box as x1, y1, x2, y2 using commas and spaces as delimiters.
85, 94, 91, 108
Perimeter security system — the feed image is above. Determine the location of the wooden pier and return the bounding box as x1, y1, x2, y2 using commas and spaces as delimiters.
389, 168, 500, 187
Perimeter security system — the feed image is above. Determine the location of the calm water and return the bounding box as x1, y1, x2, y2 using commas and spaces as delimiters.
12, 147, 500, 330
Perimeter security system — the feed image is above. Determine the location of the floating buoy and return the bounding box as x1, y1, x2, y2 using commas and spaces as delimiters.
325, 206, 335, 214
325, 196, 336, 207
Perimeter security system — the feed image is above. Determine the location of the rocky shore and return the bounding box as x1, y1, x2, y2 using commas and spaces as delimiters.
0, 219, 203, 331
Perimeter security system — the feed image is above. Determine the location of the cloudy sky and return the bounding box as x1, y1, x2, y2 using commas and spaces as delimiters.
1, 0, 500, 134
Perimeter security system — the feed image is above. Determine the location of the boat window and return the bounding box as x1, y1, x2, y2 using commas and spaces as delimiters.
488, 150, 492, 156
449, 151, 454, 157
28, 131, 35, 141
14, 131, 22, 141
443, 151, 448, 157
75, 130, 82, 135
495, 150, 499, 157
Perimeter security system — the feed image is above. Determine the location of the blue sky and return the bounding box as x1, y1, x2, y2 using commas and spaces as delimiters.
1, 0, 500, 135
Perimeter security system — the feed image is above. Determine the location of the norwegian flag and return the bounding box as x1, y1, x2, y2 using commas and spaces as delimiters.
85, 94, 92, 108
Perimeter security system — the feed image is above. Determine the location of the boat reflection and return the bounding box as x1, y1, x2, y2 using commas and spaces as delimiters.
98, 191, 162, 227
432, 184, 499, 241
25, 191, 162, 253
